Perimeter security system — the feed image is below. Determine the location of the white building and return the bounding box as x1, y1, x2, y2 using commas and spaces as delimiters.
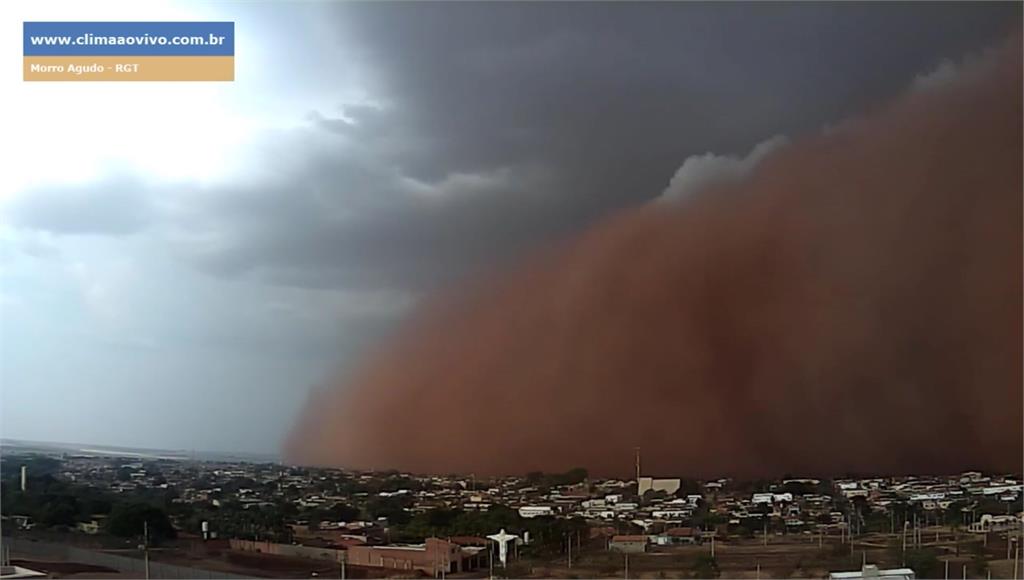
638, 477, 681, 496
829, 565, 915, 579
518, 506, 554, 518
968, 514, 1023, 534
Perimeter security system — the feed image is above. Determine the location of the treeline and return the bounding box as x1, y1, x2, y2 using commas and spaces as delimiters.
522, 468, 590, 490
390, 504, 589, 554
1, 472, 177, 543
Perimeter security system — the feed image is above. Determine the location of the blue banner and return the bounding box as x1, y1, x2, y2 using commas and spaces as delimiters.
24, 22, 234, 56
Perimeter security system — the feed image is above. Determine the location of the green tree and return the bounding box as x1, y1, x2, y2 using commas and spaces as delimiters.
106, 503, 176, 542
366, 496, 412, 525
37, 495, 80, 527
560, 468, 588, 486
319, 502, 359, 523
692, 554, 720, 579
944, 500, 970, 526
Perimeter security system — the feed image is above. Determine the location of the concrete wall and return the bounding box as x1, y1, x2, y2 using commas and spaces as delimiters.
229, 539, 346, 562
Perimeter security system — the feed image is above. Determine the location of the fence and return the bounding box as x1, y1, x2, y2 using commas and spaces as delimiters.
3, 537, 254, 579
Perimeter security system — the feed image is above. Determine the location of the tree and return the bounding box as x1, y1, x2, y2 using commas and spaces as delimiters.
5, 456, 61, 478
426, 508, 460, 528
366, 496, 412, 525
106, 503, 176, 542
37, 495, 80, 528
903, 549, 940, 579
692, 554, 720, 579
561, 468, 588, 486
944, 500, 970, 526
781, 480, 816, 496
677, 479, 702, 497
522, 469, 588, 489
320, 502, 360, 523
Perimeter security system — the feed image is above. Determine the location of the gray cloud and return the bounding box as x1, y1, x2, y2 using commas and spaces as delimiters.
6, 176, 156, 236
659, 136, 790, 202
175, 2, 1017, 292
6, 4, 1019, 298
0, 230, 60, 262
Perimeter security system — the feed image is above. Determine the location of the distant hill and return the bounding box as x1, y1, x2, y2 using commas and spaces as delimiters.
0, 438, 279, 464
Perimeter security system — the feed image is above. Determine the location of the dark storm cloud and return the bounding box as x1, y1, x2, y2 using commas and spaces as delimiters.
338, 2, 1018, 195
177, 2, 1017, 293
16, 4, 1010, 293
172, 120, 573, 291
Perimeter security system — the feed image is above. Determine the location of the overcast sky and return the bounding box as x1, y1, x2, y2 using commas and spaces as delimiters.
1, 1, 1017, 455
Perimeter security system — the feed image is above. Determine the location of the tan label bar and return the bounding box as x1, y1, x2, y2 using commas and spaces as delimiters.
24, 56, 234, 81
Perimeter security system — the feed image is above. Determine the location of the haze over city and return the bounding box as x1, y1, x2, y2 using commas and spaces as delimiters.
2, 1, 1021, 478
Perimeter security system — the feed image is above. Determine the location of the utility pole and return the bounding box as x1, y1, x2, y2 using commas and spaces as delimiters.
945, 559, 949, 580
902, 521, 909, 565
567, 533, 572, 569
624, 553, 629, 580
488, 541, 494, 580
143, 520, 151, 580
710, 533, 715, 558
634, 447, 641, 484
